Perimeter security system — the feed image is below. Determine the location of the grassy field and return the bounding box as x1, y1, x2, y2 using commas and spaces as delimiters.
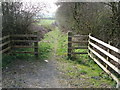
38, 19, 55, 26
37, 19, 55, 30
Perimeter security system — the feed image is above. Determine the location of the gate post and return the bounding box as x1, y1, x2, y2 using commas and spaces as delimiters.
68, 31, 72, 59
34, 32, 38, 58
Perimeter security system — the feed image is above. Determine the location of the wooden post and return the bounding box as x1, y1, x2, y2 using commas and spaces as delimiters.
10, 34, 15, 55
34, 32, 38, 58
88, 33, 91, 57
68, 31, 72, 59
106, 41, 111, 69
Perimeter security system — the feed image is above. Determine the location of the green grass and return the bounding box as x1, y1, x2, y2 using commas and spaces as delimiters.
38, 19, 55, 26
2, 48, 36, 67
37, 19, 55, 30
2, 54, 16, 68
38, 42, 52, 60
57, 57, 115, 87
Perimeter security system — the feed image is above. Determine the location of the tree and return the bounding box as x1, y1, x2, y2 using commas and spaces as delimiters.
55, 2, 120, 48
2, 2, 46, 35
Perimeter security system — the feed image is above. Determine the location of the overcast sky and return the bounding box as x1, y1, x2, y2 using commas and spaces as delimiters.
21, 0, 58, 15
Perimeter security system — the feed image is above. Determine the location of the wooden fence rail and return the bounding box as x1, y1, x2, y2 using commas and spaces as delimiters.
67, 32, 120, 88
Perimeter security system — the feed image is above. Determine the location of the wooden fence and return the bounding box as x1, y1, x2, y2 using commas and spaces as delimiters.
68, 31, 88, 58
68, 32, 120, 88
1, 32, 39, 57
88, 34, 120, 88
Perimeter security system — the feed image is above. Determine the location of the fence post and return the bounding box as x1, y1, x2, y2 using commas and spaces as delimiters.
10, 34, 14, 55
106, 41, 111, 69
68, 31, 72, 59
34, 32, 38, 58
88, 33, 91, 54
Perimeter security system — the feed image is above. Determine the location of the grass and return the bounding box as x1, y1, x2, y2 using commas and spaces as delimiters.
37, 19, 55, 30
38, 42, 52, 60
57, 57, 115, 87
38, 19, 55, 26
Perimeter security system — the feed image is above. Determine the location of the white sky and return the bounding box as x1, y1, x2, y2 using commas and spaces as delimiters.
21, 0, 58, 15
21, 0, 58, 2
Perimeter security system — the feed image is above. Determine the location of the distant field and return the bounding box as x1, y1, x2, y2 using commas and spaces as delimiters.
37, 19, 55, 26
36, 19, 56, 30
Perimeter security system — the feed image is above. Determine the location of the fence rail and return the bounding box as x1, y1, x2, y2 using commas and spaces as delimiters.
11, 34, 37, 38
89, 35, 120, 54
